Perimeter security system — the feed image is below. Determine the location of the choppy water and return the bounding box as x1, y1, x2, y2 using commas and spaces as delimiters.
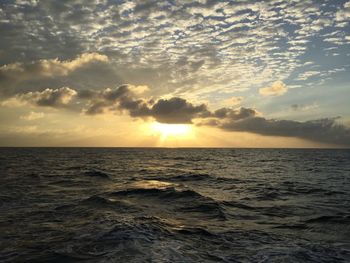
0, 148, 350, 262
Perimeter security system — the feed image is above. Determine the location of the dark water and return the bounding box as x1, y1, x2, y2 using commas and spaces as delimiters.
0, 148, 350, 262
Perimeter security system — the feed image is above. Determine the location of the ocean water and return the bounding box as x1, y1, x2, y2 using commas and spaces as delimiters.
0, 148, 349, 262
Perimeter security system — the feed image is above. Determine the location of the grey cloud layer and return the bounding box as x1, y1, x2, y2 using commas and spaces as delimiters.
10, 85, 350, 146
218, 115, 350, 146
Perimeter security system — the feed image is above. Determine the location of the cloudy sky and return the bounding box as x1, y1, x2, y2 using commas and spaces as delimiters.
0, 0, 349, 147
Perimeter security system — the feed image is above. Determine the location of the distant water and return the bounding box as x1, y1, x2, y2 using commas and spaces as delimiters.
0, 148, 350, 262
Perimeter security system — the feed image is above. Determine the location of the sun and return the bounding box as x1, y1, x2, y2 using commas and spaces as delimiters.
150, 122, 193, 140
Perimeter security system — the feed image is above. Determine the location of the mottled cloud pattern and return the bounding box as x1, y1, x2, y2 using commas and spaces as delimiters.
0, 0, 349, 97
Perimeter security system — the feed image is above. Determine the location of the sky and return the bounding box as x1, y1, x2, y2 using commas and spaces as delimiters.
0, 0, 349, 147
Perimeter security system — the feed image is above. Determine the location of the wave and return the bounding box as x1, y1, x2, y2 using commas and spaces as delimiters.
2, 148, 350, 262
160, 156, 215, 162
221, 200, 255, 210
174, 226, 216, 237
65, 165, 85, 170
0, 195, 13, 206
83, 170, 110, 179
279, 181, 345, 196
109, 182, 227, 220
156, 173, 212, 182
249, 184, 343, 201
273, 224, 308, 230
110, 185, 202, 198
178, 203, 227, 220
255, 190, 284, 201
82, 195, 117, 205
141, 173, 243, 185
54, 195, 140, 213
306, 214, 350, 224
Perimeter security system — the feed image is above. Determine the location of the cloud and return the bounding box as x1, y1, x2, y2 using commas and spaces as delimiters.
150, 97, 209, 124
213, 107, 258, 120
290, 103, 318, 111
335, 1, 350, 26
20, 111, 45, 121
18, 87, 77, 107
81, 86, 350, 145
83, 85, 209, 124
0, 0, 347, 101
297, 71, 320, 81
0, 53, 107, 78
2, 83, 350, 146
215, 116, 350, 146
259, 81, 288, 96
82, 84, 149, 115
223, 96, 243, 106
0, 53, 109, 96
1, 97, 27, 107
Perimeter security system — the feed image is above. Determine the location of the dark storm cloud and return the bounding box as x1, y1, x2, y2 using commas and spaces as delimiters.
119, 97, 151, 118
76, 89, 98, 100
150, 97, 210, 124
213, 107, 257, 119
215, 116, 350, 146
103, 85, 130, 101
84, 100, 110, 115
82, 85, 145, 115
83, 85, 209, 124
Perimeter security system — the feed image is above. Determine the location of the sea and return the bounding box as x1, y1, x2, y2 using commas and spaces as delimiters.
0, 148, 349, 262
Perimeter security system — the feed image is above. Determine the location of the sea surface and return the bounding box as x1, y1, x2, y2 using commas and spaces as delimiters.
0, 148, 349, 262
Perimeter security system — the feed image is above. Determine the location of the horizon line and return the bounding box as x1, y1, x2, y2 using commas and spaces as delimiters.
0, 146, 349, 150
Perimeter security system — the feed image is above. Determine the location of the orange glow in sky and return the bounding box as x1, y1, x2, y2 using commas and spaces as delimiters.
149, 122, 196, 146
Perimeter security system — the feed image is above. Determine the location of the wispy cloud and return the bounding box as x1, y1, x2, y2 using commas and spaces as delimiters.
259, 81, 288, 96
20, 111, 45, 121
